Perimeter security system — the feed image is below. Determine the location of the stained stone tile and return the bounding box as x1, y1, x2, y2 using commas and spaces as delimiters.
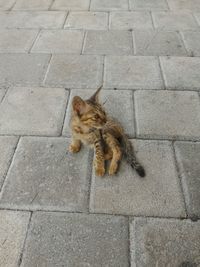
181, 31, 200, 56
135, 90, 200, 140
83, 30, 133, 55
0, 136, 18, 189
21, 212, 129, 267
64, 11, 108, 30
52, 0, 90, 10
32, 30, 84, 53
110, 11, 153, 30
167, 0, 200, 10
0, 54, 50, 87
134, 30, 187, 56
175, 142, 200, 218
104, 56, 163, 89
13, 0, 52, 10
0, 29, 38, 52
90, 0, 128, 11
0, 87, 68, 136
45, 55, 103, 88
0, 0, 15, 10
160, 56, 200, 90
130, 218, 200, 266
0, 11, 67, 29
130, 0, 168, 10
0, 137, 90, 212
62, 89, 135, 137
0, 210, 30, 267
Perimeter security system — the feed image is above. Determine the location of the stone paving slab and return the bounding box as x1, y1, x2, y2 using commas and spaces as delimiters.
175, 141, 200, 218
13, 0, 53, 10
130, 218, 200, 266
83, 30, 133, 55
90, 0, 128, 11
181, 31, 200, 56
21, 212, 129, 267
0, 87, 68, 136
45, 55, 103, 88
194, 12, 200, 26
167, 0, 200, 10
130, 0, 169, 10
104, 56, 164, 89
90, 140, 185, 217
0, 11, 67, 29
0, 137, 91, 212
0, 0, 15, 10
62, 89, 135, 137
0, 210, 30, 267
135, 90, 200, 140
0, 54, 50, 87
31, 30, 84, 54
51, 0, 90, 10
160, 56, 200, 90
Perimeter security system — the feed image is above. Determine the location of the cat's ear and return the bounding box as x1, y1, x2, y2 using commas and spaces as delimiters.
72, 96, 86, 115
89, 85, 103, 103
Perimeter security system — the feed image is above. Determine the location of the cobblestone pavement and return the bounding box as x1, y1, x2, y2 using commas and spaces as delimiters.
0, 0, 200, 266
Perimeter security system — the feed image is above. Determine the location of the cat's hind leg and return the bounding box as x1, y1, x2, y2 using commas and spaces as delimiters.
69, 138, 81, 153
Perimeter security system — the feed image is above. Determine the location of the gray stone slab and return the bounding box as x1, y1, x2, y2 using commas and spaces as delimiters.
52, 0, 90, 10
130, 0, 168, 10
0, 0, 15, 10
0, 137, 91, 212
160, 56, 200, 90
104, 56, 164, 89
181, 31, 200, 56
135, 90, 200, 140
167, 0, 200, 10
13, 0, 53, 10
90, 0, 128, 11
0, 210, 30, 267
45, 55, 103, 88
0, 136, 18, 189
0, 29, 38, 52
130, 218, 200, 266
110, 11, 153, 30
0, 54, 50, 87
62, 89, 135, 137
0, 88, 6, 101
83, 30, 133, 55
90, 140, 185, 217
31, 30, 84, 53
0, 87, 68, 136
175, 141, 200, 218
21, 212, 129, 267
152, 11, 199, 30
194, 12, 200, 26
134, 30, 187, 56
65, 11, 108, 30
0, 11, 67, 29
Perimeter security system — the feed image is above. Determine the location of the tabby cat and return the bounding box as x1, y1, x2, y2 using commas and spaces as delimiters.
69, 86, 145, 177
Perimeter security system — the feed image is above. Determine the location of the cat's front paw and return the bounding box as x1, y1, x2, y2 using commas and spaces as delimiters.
95, 166, 105, 177
69, 144, 81, 153
108, 162, 118, 175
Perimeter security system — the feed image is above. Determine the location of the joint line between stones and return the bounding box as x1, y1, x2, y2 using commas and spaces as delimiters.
42, 54, 53, 86
28, 29, 41, 54
62, 11, 69, 29
158, 56, 166, 89
81, 31, 87, 55
61, 88, 71, 136
132, 90, 138, 138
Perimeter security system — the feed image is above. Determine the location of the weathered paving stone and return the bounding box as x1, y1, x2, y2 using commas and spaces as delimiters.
134, 30, 187, 56
110, 11, 153, 30
130, 0, 168, 10
52, 0, 90, 10
0, 29, 38, 52
13, 0, 53, 10
194, 12, 200, 26
160, 56, 200, 90
130, 218, 200, 266
0, 0, 15, 10
0, 11, 67, 29
0, 137, 90, 211
45, 55, 103, 88
175, 142, 200, 218
181, 31, 200, 56
90, 140, 185, 217
21, 212, 129, 267
167, 0, 200, 10
90, 0, 128, 11
83, 30, 133, 55
135, 90, 200, 140
0, 88, 6, 101
0, 87, 68, 136
65, 11, 108, 30
0, 210, 30, 267
62, 89, 135, 137
152, 11, 199, 30
104, 56, 163, 89
31, 30, 84, 54
0, 54, 50, 87
0, 136, 18, 189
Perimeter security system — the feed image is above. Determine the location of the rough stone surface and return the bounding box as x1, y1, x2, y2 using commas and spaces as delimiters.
0, 210, 30, 267
167, 0, 200, 10
90, 140, 185, 217
104, 56, 164, 89
194, 12, 200, 25
0, 87, 68, 136
90, 0, 128, 11
13, 0, 53, 10
135, 90, 200, 140
21, 212, 129, 267
0, 137, 91, 211
0, 88, 6, 101
45, 55, 103, 88
181, 31, 200, 56
65, 11, 108, 30
175, 141, 200, 218
52, 0, 90, 10
0, 0, 15, 10
0, 54, 50, 86
160, 56, 200, 90
130, 218, 200, 266
130, 0, 168, 10
62, 89, 135, 137
32, 30, 84, 53
83, 30, 133, 55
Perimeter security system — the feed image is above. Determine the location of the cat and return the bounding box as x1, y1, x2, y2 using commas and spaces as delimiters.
69, 86, 145, 177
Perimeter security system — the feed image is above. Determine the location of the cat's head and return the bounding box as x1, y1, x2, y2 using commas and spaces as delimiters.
72, 86, 107, 129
